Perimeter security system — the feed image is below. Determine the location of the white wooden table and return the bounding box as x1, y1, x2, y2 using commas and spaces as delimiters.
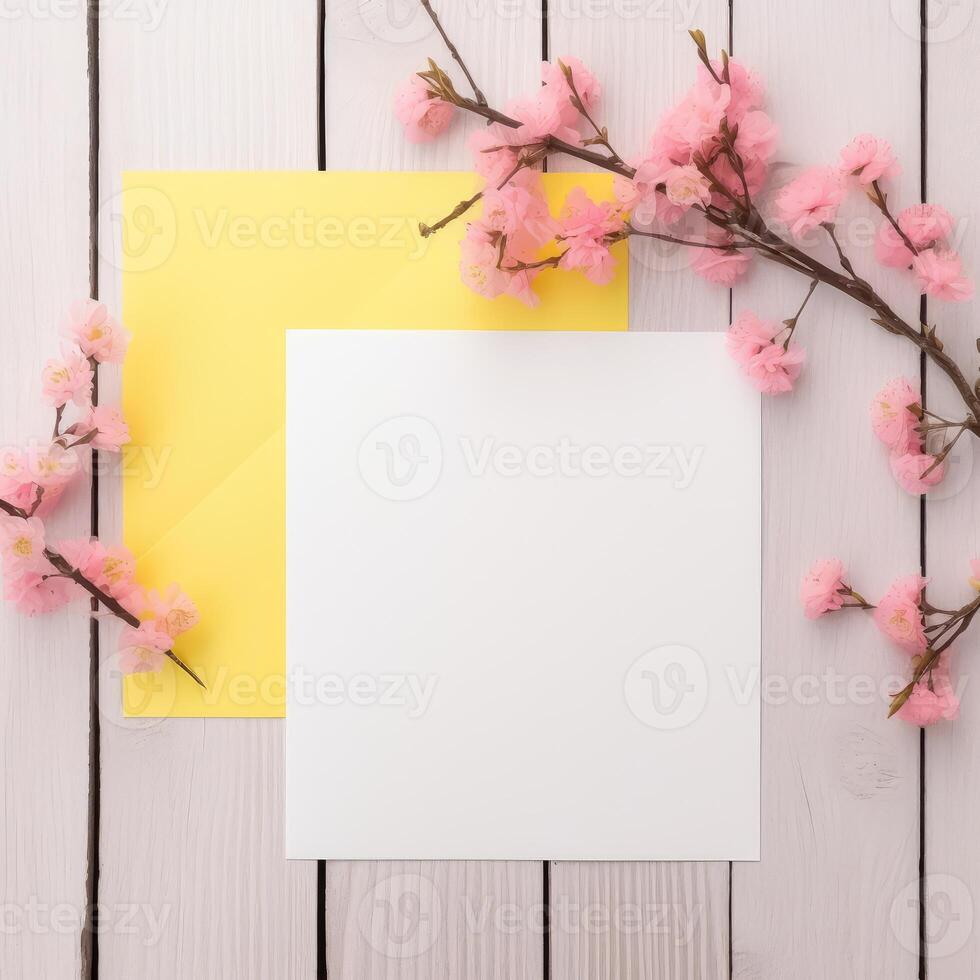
2, 1, 978, 977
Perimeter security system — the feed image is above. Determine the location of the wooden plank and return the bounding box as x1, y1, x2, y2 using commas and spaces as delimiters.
546, 3, 732, 977
94, 2, 319, 977
731, 3, 923, 977
922, 1, 980, 975
0, 11, 92, 980
323, 2, 544, 976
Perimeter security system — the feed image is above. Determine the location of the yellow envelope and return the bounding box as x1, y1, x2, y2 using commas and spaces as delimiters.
122, 171, 628, 716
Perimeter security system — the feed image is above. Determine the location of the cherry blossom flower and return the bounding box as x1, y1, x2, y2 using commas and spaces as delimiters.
726, 311, 778, 365
726, 310, 805, 391
895, 654, 960, 726
561, 235, 617, 285
58, 537, 105, 581
650, 78, 731, 163
118, 621, 173, 675
0, 449, 30, 508
875, 204, 957, 269
744, 342, 806, 395
541, 56, 601, 126
689, 233, 751, 286
799, 558, 848, 620
0, 516, 47, 575
912, 249, 975, 302
147, 584, 200, 639
663, 165, 712, 210
734, 110, 779, 164
394, 75, 454, 144
839, 134, 901, 184
23, 442, 80, 514
708, 154, 768, 208
483, 180, 558, 249
613, 156, 669, 226
41, 346, 94, 409
468, 127, 521, 187
3, 567, 77, 616
694, 58, 765, 124
870, 377, 921, 455
874, 222, 915, 269
459, 220, 544, 305
890, 451, 946, 495
58, 537, 138, 609
873, 574, 928, 654
505, 89, 581, 146
75, 405, 131, 452
970, 559, 980, 592
459, 224, 511, 301
775, 167, 846, 239
558, 188, 624, 285
61, 299, 129, 364
899, 204, 954, 249
504, 264, 542, 308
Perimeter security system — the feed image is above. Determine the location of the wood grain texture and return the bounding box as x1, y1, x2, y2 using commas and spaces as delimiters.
546, 3, 731, 977
0, 10, 92, 980
922, 0, 980, 975
94, 3, 318, 978
6, 3, 980, 978
731, 3, 924, 977
323, 2, 544, 976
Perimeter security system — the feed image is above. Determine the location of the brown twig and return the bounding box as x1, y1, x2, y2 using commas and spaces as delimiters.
420, 151, 546, 238
780, 278, 820, 348
418, 0, 487, 106
888, 594, 980, 717
559, 60, 625, 168
869, 179, 919, 257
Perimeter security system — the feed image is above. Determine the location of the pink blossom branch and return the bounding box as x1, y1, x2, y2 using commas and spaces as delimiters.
868, 180, 919, 256
559, 60, 626, 167
416, 13, 980, 429
624, 224, 756, 251
0, 494, 205, 688
417, 57, 635, 179
885, 594, 980, 716
420, 149, 547, 239
418, 0, 487, 107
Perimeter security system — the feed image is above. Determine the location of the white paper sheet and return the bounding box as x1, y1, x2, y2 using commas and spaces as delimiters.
286, 330, 760, 860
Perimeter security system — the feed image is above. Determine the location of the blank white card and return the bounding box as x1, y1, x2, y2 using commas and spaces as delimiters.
286, 330, 760, 860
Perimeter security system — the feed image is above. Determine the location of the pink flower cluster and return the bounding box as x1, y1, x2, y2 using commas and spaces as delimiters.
393, 76, 455, 144
1, 299, 199, 679
2, 302, 130, 519
775, 135, 898, 240
725, 311, 805, 394
452, 57, 625, 306
614, 58, 777, 287
869, 377, 946, 495
775, 135, 973, 300
118, 585, 200, 674
558, 187, 625, 286
799, 559, 964, 725
875, 203, 973, 301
